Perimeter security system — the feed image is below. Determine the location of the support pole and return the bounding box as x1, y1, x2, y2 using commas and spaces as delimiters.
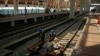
43, 16, 45, 20
57, 0, 60, 12
4, 0, 8, 7
69, 0, 75, 19
45, 0, 47, 8
34, 18, 37, 22
11, 21, 15, 27
32, 0, 34, 6
84, 0, 87, 12
86, 0, 90, 12
32, 0, 34, 13
13, 0, 19, 15
80, 0, 84, 14
25, 0, 28, 14
37, 2, 40, 13
25, 0, 28, 7
38, 2, 40, 7
24, 19, 27, 23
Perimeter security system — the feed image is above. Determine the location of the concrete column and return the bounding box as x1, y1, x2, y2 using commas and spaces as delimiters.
31, 0, 34, 13
43, 2, 44, 8
24, 19, 27, 23
11, 21, 15, 27
80, 0, 84, 12
4, 0, 8, 7
43, 16, 45, 20
34, 18, 37, 22
53, 1, 55, 8
25, 0, 28, 6
38, 2, 40, 7
25, 0, 28, 14
84, 0, 87, 12
13, 0, 19, 15
69, 0, 75, 19
37, 2, 40, 13
86, 0, 90, 12
80, 0, 84, 14
32, 0, 34, 6
44, 1, 47, 8
65, 1, 70, 11
57, 0, 60, 12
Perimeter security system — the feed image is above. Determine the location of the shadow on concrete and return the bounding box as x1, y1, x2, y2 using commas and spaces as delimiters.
74, 18, 100, 56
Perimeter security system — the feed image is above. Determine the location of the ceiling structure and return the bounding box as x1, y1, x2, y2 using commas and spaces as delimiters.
0, 0, 100, 9
91, 0, 100, 4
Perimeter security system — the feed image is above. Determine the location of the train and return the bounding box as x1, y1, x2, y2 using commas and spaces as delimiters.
0, 7, 45, 16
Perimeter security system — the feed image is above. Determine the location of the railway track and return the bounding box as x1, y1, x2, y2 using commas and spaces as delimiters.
28, 16, 86, 56
63, 19, 86, 56
0, 16, 69, 56
0, 16, 70, 47
0, 11, 83, 56
0, 11, 80, 39
8, 19, 74, 56
0, 12, 67, 34
58, 19, 86, 56
8, 15, 86, 56
0, 16, 68, 39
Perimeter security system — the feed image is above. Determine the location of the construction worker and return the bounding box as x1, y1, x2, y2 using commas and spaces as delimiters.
91, 8, 96, 18
38, 29, 45, 42
49, 29, 57, 41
